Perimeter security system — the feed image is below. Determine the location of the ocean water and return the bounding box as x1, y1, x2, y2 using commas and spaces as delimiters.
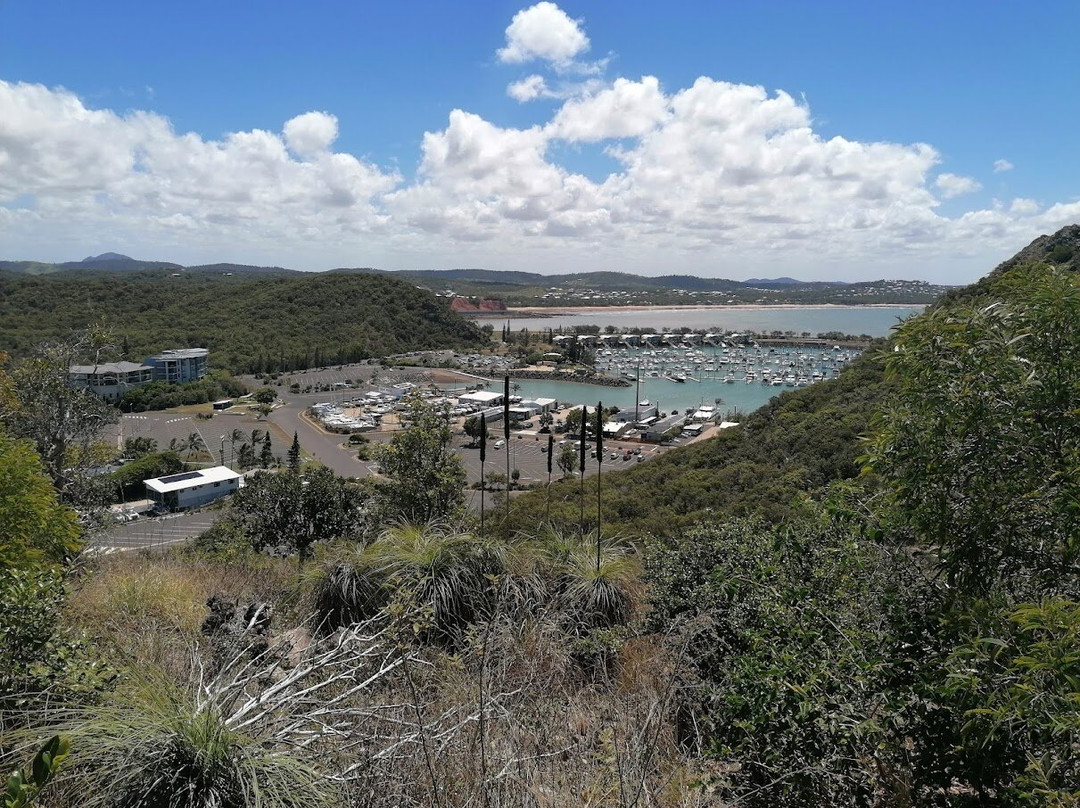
460, 343, 866, 417
476, 305, 922, 338
457, 305, 918, 415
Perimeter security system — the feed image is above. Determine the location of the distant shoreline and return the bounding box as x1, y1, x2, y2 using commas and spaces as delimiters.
494, 303, 923, 317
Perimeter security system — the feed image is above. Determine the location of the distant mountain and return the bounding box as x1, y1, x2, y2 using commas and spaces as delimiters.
81, 252, 135, 263
746, 276, 823, 286
0, 254, 950, 304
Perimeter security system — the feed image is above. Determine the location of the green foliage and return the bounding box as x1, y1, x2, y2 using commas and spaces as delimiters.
1, 336, 117, 509
106, 451, 183, 501
509, 347, 893, 536
374, 395, 466, 524
4, 735, 70, 808
287, 432, 301, 473
305, 524, 508, 642
0, 271, 488, 374
121, 436, 157, 458
251, 387, 276, 405
118, 372, 247, 412
462, 415, 481, 445
39, 666, 339, 808
225, 468, 369, 560
556, 444, 578, 477
542, 532, 641, 631
943, 598, 1080, 805
645, 518, 920, 807
0, 432, 82, 567
0, 566, 115, 715
870, 266, 1080, 595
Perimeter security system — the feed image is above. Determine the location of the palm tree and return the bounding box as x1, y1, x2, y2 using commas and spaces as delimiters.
229, 428, 245, 469
186, 431, 204, 463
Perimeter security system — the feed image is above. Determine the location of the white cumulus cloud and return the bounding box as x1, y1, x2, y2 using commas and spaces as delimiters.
936, 173, 982, 198
497, 2, 589, 68
507, 75, 550, 102
283, 111, 339, 157
993, 158, 1014, 173
546, 76, 668, 141
2, 72, 1077, 281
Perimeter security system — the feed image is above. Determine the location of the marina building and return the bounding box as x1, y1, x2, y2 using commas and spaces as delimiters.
144, 466, 241, 511
146, 348, 209, 383
69, 347, 210, 400
68, 361, 154, 402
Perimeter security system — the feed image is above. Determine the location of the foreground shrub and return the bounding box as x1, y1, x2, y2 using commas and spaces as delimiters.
22, 622, 410, 808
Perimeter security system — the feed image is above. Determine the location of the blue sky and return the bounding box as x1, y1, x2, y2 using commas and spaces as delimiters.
1, 1, 1078, 282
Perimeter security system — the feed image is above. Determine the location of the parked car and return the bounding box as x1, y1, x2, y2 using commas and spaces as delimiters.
494, 439, 505, 448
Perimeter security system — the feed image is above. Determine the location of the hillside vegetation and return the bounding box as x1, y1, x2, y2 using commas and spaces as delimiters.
3, 227, 1079, 808
0, 270, 488, 373
1, 253, 949, 305
507, 225, 1080, 538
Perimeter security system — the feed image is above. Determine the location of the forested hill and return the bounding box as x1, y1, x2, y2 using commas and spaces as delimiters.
1, 255, 948, 304
510, 224, 1080, 535
511, 345, 893, 536
938, 222, 1080, 305
0, 271, 488, 374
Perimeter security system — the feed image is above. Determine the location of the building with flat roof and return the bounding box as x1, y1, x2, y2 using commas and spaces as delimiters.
144, 465, 241, 511
459, 390, 503, 407
146, 348, 209, 384
69, 361, 154, 402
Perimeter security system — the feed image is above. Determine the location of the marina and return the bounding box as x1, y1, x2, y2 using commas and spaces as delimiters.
464, 342, 862, 417
473, 304, 923, 338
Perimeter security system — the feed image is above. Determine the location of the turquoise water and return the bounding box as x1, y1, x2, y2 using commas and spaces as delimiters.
463, 343, 863, 417
476, 305, 922, 338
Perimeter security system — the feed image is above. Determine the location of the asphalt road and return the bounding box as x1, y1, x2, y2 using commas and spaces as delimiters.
269, 396, 377, 479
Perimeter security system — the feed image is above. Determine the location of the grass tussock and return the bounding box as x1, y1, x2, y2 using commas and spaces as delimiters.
62, 551, 301, 671
18, 530, 713, 807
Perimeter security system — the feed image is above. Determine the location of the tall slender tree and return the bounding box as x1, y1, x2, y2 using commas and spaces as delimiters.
287, 431, 301, 473
579, 404, 587, 534
260, 433, 273, 468
595, 401, 604, 571
479, 412, 487, 536
545, 431, 554, 521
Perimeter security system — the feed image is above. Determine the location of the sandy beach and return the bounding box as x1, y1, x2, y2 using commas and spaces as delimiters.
507, 303, 922, 316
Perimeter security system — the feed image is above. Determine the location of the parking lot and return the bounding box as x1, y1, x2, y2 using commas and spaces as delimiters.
103, 408, 292, 467
454, 432, 663, 487
86, 512, 219, 554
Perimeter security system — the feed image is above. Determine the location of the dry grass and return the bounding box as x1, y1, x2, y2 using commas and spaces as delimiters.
62, 551, 300, 673
37, 544, 718, 807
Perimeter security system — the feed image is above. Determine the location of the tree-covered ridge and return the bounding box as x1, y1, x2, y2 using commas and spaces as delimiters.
4, 227, 1080, 807
507, 227, 1080, 538
505, 344, 894, 536
0, 271, 489, 373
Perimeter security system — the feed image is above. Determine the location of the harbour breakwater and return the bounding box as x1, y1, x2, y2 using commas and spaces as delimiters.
502, 369, 631, 387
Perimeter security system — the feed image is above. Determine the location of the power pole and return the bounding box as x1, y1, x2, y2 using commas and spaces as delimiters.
595, 401, 603, 572
479, 412, 487, 537
503, 376, 511, 522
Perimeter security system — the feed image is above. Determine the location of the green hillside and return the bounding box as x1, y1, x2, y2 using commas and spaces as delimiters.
507, 225, 1080, 536
0, 270, 488, 373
